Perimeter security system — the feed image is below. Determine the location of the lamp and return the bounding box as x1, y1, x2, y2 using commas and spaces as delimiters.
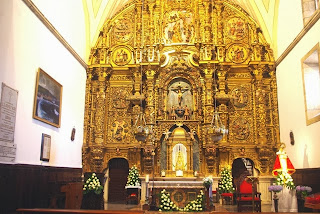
133, 112, 150, 142
207, 67, 228, 142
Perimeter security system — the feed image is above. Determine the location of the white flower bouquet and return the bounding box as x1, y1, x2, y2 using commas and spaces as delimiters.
83, 173, 103, 195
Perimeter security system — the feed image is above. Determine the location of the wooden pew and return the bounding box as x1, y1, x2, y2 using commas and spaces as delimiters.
16, 208, 145, 214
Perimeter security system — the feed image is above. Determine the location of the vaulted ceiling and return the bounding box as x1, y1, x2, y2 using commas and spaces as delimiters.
83, 0, 279, 58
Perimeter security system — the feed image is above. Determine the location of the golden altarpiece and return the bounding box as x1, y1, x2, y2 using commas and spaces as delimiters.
82, 0, 279, 204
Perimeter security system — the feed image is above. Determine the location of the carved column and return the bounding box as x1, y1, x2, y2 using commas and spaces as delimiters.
146, 69, 156, 124
135, 0, 143, 48
203, 0, 211, 43
252, 66, 268, 146
91, 68, 108, 173
270, 69, 280, 145
204, 65, 214, 120
203, 65, 214, 147
215, 2, 225, 62
216, 66, 230, 144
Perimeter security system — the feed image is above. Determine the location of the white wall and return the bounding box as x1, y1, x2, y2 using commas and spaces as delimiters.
276, 7, 320, 168
32, 0, 86, 60
277, 0, 304, 56
0, 0, 86, 168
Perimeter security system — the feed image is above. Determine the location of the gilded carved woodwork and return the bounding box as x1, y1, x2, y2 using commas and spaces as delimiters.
83, 0, 279, 176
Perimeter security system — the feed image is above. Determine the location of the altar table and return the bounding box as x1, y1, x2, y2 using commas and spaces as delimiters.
151, 180, 204, 208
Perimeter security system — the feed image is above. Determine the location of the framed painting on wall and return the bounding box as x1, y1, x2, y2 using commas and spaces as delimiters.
33, 68, 62, 128
40, 133, 51, 161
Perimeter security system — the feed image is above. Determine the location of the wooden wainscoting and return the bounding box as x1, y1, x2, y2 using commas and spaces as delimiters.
0, 164, 82, 214
291, 167, 320, 193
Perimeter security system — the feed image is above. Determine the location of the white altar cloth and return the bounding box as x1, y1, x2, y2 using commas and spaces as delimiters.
271, 187, 298, 212
152, 180, 204, 188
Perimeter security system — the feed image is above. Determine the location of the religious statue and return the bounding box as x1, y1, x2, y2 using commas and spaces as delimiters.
184, 105, 190, 120
272, 143, 295, 176
167, 81, 192, 110
170, 106, 177, 120
175, 146, 185, 171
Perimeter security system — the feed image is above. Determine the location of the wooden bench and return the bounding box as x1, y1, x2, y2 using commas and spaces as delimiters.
16, 208, 145, 214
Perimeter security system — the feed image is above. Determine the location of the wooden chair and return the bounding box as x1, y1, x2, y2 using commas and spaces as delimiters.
236, 172, 261, 212
221, 192, 233, 205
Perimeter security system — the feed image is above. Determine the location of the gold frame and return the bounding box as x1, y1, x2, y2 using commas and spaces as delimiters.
33, 68, 62, 128
40, 133, 51, 161
301, 43, 320, 125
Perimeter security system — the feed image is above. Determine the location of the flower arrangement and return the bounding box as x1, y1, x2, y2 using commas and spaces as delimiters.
218, 167, 235, 193
268, 185, 283, 193
159, 189, 179, 211
203, 176, 213, 189
83, 173, 103, 195
158, 189, 205, 212
296, 185, 312, 199
275, 172, 295, 189
183, 190, 204, 212
126, 165, 141, 187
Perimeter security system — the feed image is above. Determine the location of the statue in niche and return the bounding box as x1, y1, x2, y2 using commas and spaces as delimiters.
184, 105, 190, 120
175, 147, 185, 171
172, 144, 187, 171
167, 81, 193, 118
170, 105, 177, 120
170, 84, 189, 106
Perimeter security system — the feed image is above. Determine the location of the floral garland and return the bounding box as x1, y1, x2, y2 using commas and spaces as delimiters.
83, 173, 103, 195
159, 189, 204, 212
126, 165, 141, 187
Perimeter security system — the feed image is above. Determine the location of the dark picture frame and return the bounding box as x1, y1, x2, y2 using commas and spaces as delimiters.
40, 133, 51, 161
33, 68, 62, 128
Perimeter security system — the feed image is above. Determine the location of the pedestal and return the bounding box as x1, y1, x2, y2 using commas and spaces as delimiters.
273, 198, 279, 212
205, 188, 214, 211
271, 188, 298, 212
125, 186, 141, 205
81, 192, 103, 210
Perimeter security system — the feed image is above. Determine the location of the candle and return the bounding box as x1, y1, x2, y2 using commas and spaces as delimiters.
146, 174, 149, 183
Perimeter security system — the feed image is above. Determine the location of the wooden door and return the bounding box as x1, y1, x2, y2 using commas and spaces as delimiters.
108, 158, 129, 203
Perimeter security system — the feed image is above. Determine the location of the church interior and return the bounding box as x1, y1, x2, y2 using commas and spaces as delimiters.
0, 0, 320, 213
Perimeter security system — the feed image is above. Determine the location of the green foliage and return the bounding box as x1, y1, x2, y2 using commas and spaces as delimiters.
218, 167, 235, 193
126, 165, 141, 187
83, 173, 103, 195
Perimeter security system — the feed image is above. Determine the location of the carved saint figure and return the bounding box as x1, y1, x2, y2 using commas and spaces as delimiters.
184, 105, 190, 120
170, 106, 177, 120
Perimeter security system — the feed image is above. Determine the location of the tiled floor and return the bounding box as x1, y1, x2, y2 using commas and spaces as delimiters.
104, 202, 272, 213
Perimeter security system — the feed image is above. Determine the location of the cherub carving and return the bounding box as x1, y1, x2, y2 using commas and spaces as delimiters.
163, 131, 172, 141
